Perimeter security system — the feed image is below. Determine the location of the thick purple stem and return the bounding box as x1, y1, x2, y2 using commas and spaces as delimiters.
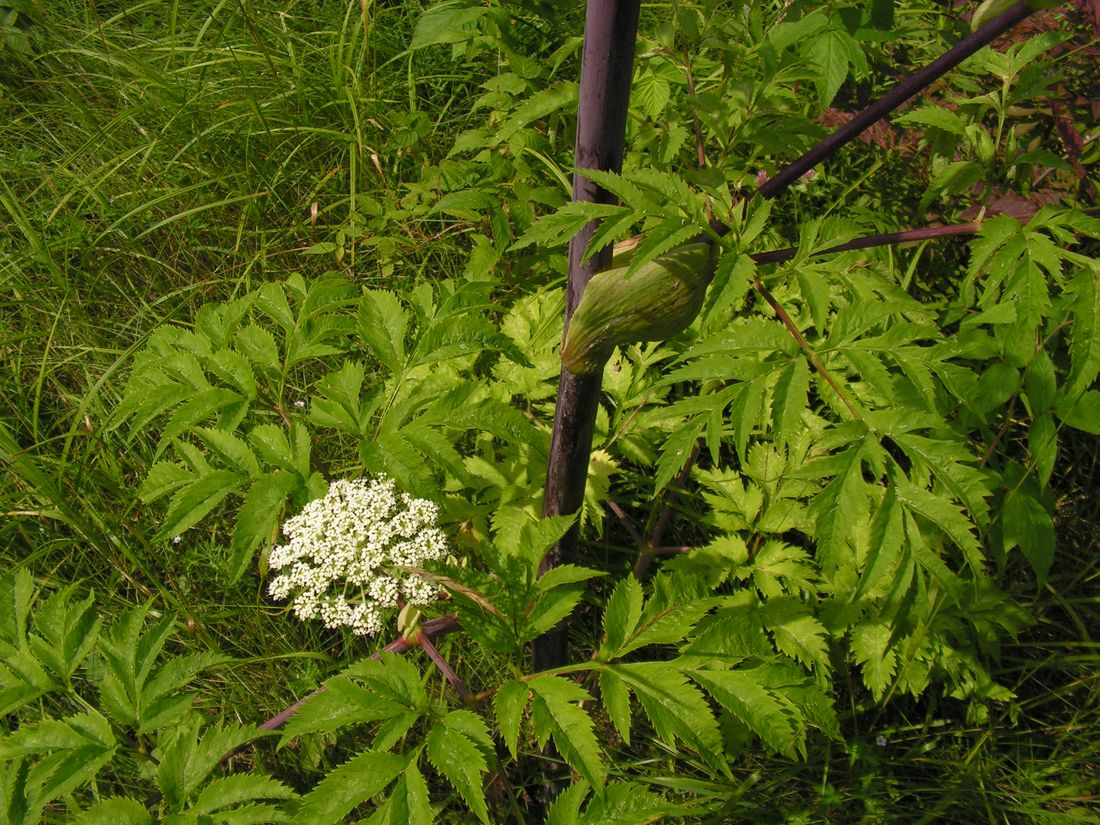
535, 0, 641, 674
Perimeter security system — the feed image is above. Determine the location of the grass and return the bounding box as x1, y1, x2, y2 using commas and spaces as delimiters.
1, 0, 1098, 821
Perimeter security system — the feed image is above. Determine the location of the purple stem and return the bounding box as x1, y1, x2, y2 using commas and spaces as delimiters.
535, 0, 642, 673
419, 630, 471, 700
751, 221, 983, 265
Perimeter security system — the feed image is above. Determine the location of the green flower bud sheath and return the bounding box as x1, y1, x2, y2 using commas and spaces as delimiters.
560, 241, 715, 375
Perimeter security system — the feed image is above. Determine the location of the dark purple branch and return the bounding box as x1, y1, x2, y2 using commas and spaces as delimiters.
419, 630, 471, 700
259, 614, 460, 731
535, 0, 641, 674
710, 1, 1039, 226
751, 221, 983, 265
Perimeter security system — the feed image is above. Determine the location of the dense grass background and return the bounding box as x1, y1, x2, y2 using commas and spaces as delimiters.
1, 0, 1097, 820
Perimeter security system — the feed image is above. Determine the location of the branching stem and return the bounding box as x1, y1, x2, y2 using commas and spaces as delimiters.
753, 276, 861, 421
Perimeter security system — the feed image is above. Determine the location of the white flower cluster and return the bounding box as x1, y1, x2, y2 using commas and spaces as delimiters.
267, 476, 447, 636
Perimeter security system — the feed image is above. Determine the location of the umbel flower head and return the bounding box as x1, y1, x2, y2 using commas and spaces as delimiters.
267, 476, 447, 636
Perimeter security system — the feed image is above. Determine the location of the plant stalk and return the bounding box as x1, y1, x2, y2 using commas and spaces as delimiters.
535, 0, 641, 674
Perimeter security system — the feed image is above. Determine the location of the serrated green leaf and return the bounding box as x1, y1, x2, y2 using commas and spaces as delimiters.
850, 621, 896, 701
205, 347, 257, 399
894, 476, 982, 572
545, 782, 588, 825
358, 291, 408, 373
760, 597, 830, 671
157, 721, 271, 810
525, 577, 600, 641
1065, 266, 1100, 398
581, 211, 641, 265
0, 650, 56, 715
534, 565, 604, 593
155, 388, 245, 454
574, 169, 649, 217
426, 714, 490, 824
137, 461, 194, 504
5, 713, 115, 811
494, 681, 529, 759
514, 515, 577, 571
1028, 413, 1057, 490
255, 282, 296, 330
854, 487, 904, 603
496, 81, 578, 143
193, 427, 261, 477
388, 760, 433, 825
598, 669, 632, 744
614, 662, 725, 769
0, 568, 34, 649
622, 222, 702, 281
890, 433, 992, 524
230, 471, 298, 582
28, 585, 100, 685
617, 592, 716, 658
806, 28, 849, 106
246, 424, 296, 474
692, 668, 799, 756
293, 750, 406, 825
234, 324, 281, 373
1002, 488, 1054, 584
654, 417, 703, 493
894, 106, 966, 136
509, 202, 625, 252
410, 0, 486, 48
156, 469, 245, 541
751, 541, 817, 599
191, 774, 295, 816
1057, 389, 1100, 433
281, 676, 407, 742
768, 9, 828, 51
598, 577, 643, 660
772, 358, 809, 439
1025, 350, 1057, 413
529, 675, 605, 790
634, 68, 671, 119
70, 797, 153, 825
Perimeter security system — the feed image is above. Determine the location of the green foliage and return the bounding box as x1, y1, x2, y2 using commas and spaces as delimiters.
0, 0, 37, 61
114, 273, 539, 582
0, 570, 291, 823
1, 0, 1097, 821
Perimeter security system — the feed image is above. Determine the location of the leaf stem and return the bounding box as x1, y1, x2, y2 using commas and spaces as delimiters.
752, 275, 861, 421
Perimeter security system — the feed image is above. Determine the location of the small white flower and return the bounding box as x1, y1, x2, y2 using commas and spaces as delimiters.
266, 476, 447, 636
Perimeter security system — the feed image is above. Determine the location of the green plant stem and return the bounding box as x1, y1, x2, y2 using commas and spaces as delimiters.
633, 441, 701, 579
753, 276, 861, 420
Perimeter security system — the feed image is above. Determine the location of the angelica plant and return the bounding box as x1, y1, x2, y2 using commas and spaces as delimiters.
267, 476, 448, 636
